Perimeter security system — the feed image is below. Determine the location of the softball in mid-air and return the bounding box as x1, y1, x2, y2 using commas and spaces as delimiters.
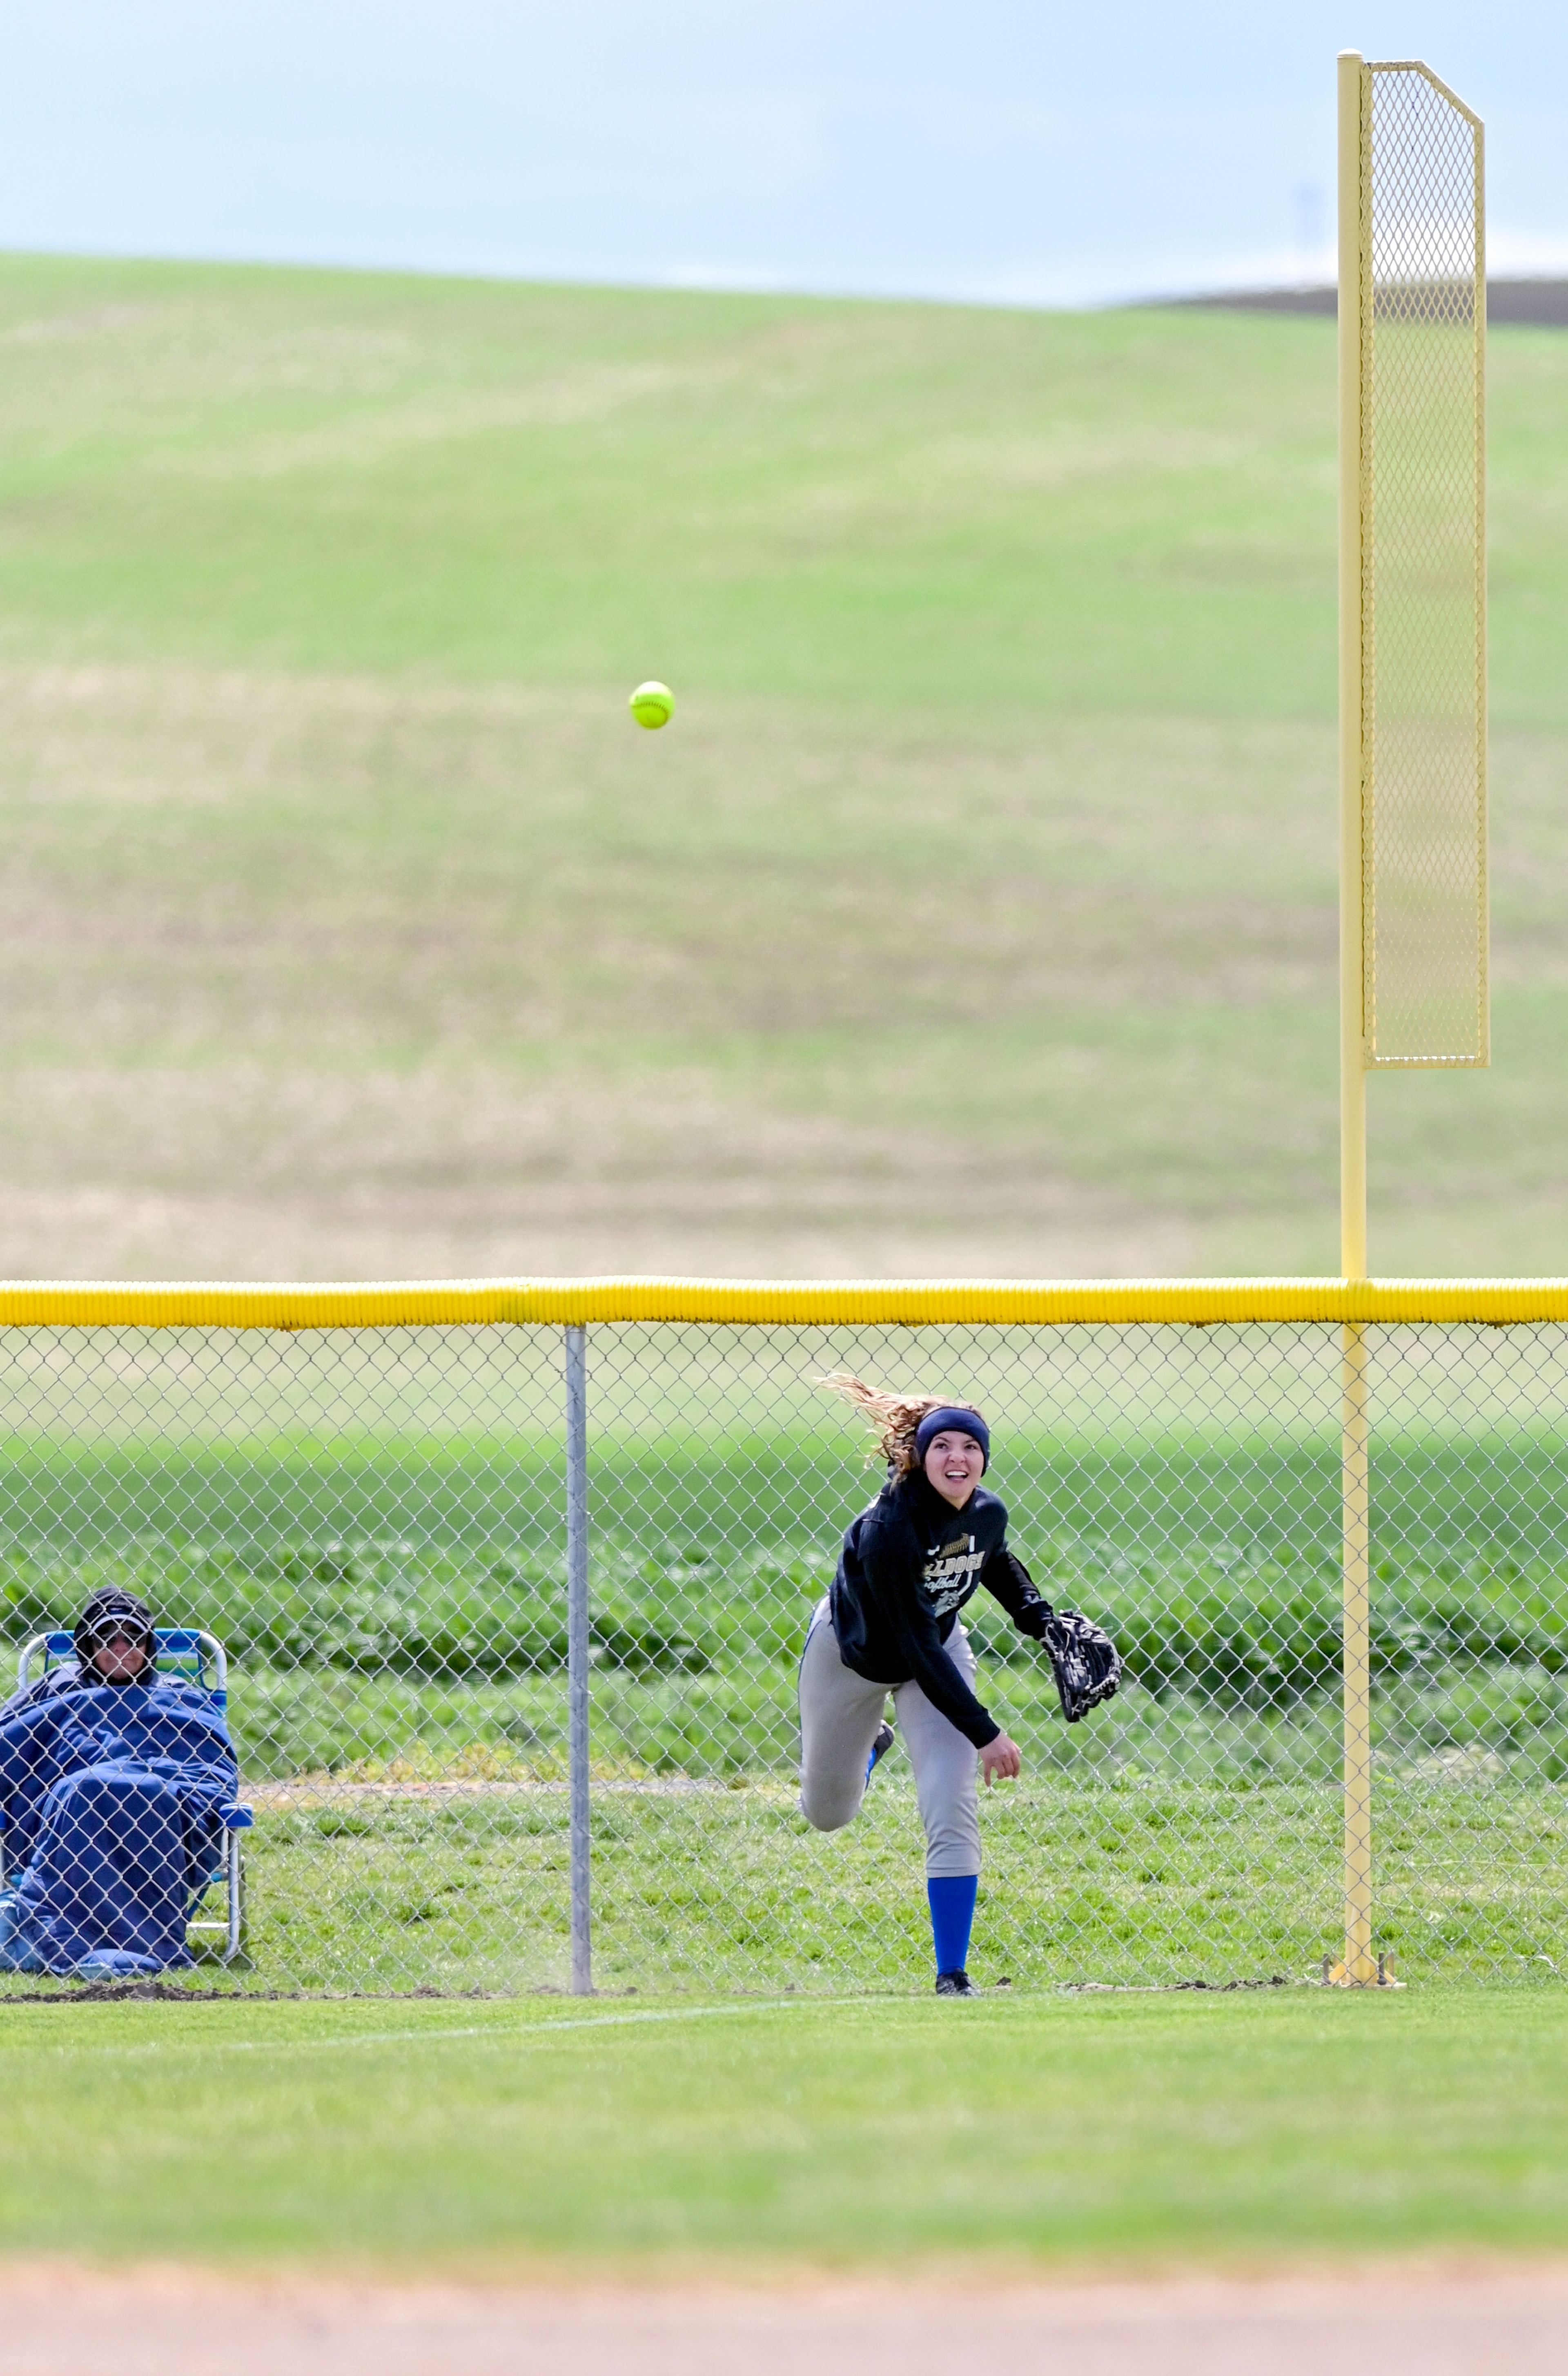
629, 680, 674, 729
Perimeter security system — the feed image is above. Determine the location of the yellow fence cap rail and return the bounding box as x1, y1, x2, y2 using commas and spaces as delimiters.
4, 1276, 1568, 1329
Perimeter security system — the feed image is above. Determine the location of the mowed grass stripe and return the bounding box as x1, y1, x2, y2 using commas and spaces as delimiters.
3, 1996, 810, 2061
3, 1991, 1568, 2265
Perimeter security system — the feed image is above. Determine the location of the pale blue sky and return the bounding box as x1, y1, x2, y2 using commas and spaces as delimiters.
2, 2, 1566, 303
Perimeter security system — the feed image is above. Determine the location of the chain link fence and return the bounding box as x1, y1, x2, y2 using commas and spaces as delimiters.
0, 1306, 1564, 1994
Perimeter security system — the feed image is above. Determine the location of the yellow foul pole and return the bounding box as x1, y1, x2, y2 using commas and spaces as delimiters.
1336, 48, 1376, 1985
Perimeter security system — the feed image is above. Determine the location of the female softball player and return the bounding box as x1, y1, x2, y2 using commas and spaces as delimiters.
797, 1376, 1054, 1997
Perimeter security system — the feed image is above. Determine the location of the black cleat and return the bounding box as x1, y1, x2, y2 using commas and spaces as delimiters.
864, 1720, 895, 1785
935, 1968, 977, 1997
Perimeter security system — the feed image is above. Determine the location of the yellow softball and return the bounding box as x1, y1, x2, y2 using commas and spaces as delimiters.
629, 680, 674, 729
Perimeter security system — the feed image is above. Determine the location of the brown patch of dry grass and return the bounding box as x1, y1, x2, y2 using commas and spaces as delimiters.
0, 663, 1564, 1278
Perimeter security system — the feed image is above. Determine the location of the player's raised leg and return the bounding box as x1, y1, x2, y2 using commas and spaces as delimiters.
797, 1596, 892, 1831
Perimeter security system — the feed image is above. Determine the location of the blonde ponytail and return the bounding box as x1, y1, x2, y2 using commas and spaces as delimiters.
819, 1373, 986, 1478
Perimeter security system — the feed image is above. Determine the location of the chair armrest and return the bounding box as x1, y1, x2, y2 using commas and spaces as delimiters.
220, 1805, 254, 1830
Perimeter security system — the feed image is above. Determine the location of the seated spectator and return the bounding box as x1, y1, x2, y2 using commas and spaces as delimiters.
0, 1590, 238, 1979
2, 1590, 158, 1715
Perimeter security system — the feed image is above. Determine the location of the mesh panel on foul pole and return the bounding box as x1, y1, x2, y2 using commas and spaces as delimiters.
1358, 60, 1488, 1072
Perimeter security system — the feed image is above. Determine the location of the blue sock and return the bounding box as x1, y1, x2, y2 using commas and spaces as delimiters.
927, 1874, 978, 1977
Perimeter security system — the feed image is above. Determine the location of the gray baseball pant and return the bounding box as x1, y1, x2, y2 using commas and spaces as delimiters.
797, 1595, 981, 1878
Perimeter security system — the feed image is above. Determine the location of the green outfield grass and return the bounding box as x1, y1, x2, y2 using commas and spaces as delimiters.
0, 1771, 1552, 1999
1, 255, 1566, 1277
2, 1991, 1568, 2267
180, 1775, 1566, 1993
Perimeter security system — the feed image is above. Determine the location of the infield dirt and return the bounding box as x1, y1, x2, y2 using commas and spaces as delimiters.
4, 2263, 1565, 2376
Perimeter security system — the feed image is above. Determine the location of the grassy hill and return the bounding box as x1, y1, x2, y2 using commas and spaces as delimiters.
2, 252, 1566, 1280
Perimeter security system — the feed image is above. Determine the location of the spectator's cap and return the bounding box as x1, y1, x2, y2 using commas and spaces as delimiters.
74, 1588, 155, 1663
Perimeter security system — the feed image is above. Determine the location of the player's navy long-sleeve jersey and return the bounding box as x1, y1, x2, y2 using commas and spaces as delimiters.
829, 1470, 1052, 1749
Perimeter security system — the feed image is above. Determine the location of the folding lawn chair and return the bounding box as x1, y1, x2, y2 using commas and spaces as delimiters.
7, 1627, 252, 1963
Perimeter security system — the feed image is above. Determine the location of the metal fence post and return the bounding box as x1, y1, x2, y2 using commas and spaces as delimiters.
565, 1321, 592, 1994
1334, 47, 1378, 1988
1339, 1320, 1376, 1982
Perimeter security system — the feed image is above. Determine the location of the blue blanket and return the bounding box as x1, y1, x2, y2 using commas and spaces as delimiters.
0, 1682, 238, 1976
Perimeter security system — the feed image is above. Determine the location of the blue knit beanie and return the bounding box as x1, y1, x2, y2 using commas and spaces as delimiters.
914, 1405, 990, 1471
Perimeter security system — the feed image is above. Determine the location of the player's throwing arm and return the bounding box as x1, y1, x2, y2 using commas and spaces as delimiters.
798, 1377, 1120, 1996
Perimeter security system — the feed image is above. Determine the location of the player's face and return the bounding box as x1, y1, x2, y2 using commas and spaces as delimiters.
924, 1430, 985, 1508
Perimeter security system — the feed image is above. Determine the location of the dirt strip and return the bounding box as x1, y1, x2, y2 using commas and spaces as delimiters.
2, 2264, 1566, 2376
